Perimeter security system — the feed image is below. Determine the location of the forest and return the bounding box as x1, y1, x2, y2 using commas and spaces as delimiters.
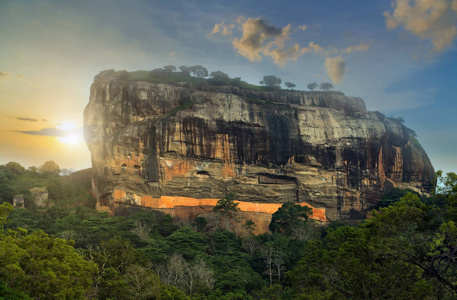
1, 161, 457, 299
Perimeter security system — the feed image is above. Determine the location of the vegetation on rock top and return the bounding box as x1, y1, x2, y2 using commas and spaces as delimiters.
95, 66, 343, 95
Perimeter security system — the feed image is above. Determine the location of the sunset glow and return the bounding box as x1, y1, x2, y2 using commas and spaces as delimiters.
56, 121, 77, 131
57, 134, 81, 145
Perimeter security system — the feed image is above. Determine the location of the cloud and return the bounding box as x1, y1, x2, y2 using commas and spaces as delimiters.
0, 71, 23, 81
211, 17, 367, 67
15, 127, 67, 137
211, 21, 235, 36
219, 17, 325, 66
0, 71, 10, 80
324, 56, 346, 84
16, 117, 38, 122
343, 42, 370, 53
384, 0, 457, 52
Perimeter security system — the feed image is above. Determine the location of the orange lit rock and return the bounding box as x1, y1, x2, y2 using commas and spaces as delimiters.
112, 191, 326, 233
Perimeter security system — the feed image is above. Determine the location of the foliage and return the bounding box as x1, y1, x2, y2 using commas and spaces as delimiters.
163, 65, 177, 72
3, 159, 457, 299
188, 65, 208, 78
436, 171, 457, 221
284, 82, 296, 89
269, 202, 313, 235
288, 191, 457, 299
307, 82, 318, 91
0, 204, 98, 299
377, 187, 420, 208
260, 75, 282, 89
38, 160, 60, 176
214, 193, 240, 216
319, 82, 333, 91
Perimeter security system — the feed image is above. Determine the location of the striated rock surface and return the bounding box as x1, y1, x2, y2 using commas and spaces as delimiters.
84, 73, 435, 225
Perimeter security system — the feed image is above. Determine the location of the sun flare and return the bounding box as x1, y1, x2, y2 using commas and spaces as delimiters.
57, 134, 80, 145
56, 121, 77, 131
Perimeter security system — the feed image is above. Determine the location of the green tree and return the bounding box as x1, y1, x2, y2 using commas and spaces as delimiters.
188, 65, 208, 78
284, 82, 296, 90
38, 160, 60, 176
5, 162, 25, 175
214, 193, 240, 217
163, 65, 177, 72
208, 70, 230, 85
179, 65, 191, 76
436, 171, 457, 220
307, 82, 318, 91
269, 203, 312, 235
0, 204, 98, 299
319, 82, 333, 91
166, 226, 207, 260
243, 219, 256, 236
260, 75, 282, 89
288, 226, 434, 299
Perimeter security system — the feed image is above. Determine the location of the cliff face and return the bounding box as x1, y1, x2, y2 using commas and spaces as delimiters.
84, 74, 435, 224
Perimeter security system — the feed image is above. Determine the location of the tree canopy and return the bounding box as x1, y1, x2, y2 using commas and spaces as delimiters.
319, 82, 334, 91
260, 75, 282, 88
284, 82, 296, 89
307, 82, 318, 91
269, 202, 312, 235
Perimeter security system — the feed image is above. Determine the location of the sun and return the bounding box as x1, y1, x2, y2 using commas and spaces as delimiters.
55, 121, 83, 145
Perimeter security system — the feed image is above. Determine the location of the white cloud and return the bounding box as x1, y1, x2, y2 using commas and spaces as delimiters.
211, 21, 235, 36
343, 42, 370, 53
384, 0, 457, 52
324, 56, 346, 84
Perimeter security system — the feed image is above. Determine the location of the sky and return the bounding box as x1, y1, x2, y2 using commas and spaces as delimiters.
0, 0, 456, 175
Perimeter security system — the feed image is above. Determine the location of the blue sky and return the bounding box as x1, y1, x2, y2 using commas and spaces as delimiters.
0, 0, 456, 175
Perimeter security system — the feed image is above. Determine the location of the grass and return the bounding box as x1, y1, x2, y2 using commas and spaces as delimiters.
409, 136, 424, 151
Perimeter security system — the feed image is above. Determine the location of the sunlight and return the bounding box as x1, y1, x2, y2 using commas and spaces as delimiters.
57, 134, 80, 145
56, 121, 77, 131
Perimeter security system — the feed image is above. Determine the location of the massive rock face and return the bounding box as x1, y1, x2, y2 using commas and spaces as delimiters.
84, 73, 435, 225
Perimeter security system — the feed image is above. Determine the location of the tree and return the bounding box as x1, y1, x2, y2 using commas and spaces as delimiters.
0, 205, 98, 299
179, 65, 191, 76
38, 160, 60, 176
243, 219, 256, 236
208, 71, 230, 86
188, 65, 208, 78
5, 162, 25, 174
319, 82, 333, 91
163, 65, 177, 72
123, 264, 161, 299
284, 82, 296, 90
307, 82, 318, 91
0, 182, 15, 204
260, 75, 282, 89
214, 193, 240, 217
269, 203, 312, 235
117, 70, 130, 80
